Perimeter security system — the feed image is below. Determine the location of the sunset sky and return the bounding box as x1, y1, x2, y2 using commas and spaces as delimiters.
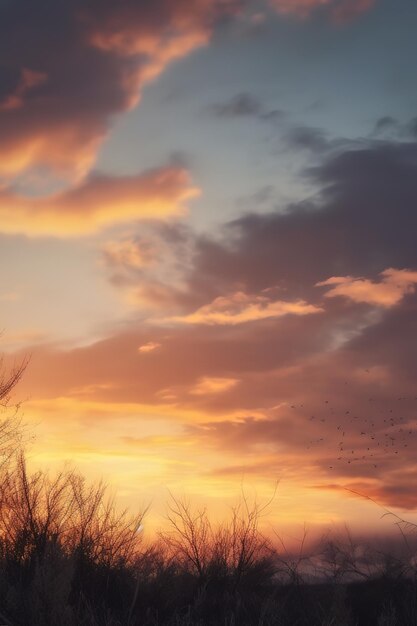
2, 0, 417, 537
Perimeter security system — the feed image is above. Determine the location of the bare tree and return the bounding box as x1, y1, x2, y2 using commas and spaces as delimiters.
160, 489, 276, 588
0, 354, 29, 467
0, 453, 145, 567
69, 472, 145, 569
160, 493, 212, 578
219, 494, 275, 586
0, 355, 28, 406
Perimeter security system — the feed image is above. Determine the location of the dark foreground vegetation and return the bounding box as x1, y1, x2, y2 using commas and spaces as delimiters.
2, 456, 417, 626
1, 364, 417, 625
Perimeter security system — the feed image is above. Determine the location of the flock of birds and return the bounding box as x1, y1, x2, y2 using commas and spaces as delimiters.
292, 376, 417, 473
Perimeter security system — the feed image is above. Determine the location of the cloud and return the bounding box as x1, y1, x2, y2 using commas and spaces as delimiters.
210, 93, 263, 117
190, 376, 239, 395
103, 239, 157, 270
317, 472, 417, 510
317, 268, 417, 307
283, 125, 350, 154
270, 0, 333, 18
0, 67, 47, 112
138, 341, 161, 354
407, 117, 417, 139
209, 92, 285, 123
176, 139, 417, 311
101, 222, 197, 309
9, 128, 417, 513
371, 115, 417, 141
0, 0, 238, 182
90, 132, 417, 415
15, 305, 344, 409
162, 291, 322, 325
0, 166, 198, 236
284, 126, 330, 152
372, 116, 398, 137
14, 271, 417, 510
269, 0, 376, 22
346, 291, 417, 377
330, 0, 376, 23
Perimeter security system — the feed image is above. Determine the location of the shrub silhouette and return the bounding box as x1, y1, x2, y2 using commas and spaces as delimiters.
0, 455, 416, 624
0, 453, 144, 624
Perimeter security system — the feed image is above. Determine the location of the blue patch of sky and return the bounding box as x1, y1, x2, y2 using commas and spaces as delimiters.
96, 0, 417, 231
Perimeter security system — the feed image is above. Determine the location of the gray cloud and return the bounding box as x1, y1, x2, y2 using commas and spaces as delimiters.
209, 92, 285, 123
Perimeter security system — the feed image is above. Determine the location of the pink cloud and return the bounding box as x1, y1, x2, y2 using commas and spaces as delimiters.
317, 268, 417, 308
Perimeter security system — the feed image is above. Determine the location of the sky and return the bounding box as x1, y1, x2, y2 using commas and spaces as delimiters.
1, 0, 417, 537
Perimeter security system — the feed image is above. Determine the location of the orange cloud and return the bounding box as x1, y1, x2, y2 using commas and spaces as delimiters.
0, 123, 105, 183
161, 291, 322, 325
0, 0, 238, 183
317, 268, 417, 307
269, 0, 376, 21
190, 376, 240, 395
10, 284, 417, 519
0, 167, 199, 237
138, 342, 162, 354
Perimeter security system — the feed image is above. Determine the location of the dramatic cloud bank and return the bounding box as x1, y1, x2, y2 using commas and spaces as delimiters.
0, 0, 238, 182
17, 134, 415, 511
3, 0, 416, 531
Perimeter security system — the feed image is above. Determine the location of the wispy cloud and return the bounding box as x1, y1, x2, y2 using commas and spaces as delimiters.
103, 239, 156, 270
160, 291, 322, 325
209, 92, 285, 123
210, 93, 263, 117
